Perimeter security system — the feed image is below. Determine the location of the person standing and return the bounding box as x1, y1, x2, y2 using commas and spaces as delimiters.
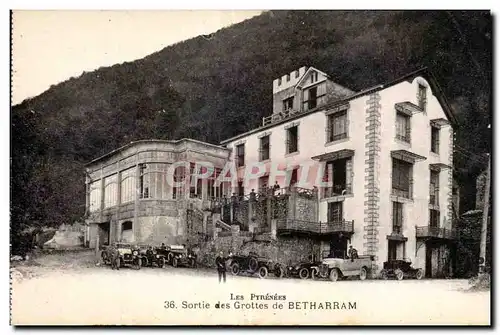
216, 251, 227, 283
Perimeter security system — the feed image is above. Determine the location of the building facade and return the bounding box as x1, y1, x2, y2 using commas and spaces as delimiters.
220, 66, 458, 277
85, 139, 229, 249
85, 66, 458, 278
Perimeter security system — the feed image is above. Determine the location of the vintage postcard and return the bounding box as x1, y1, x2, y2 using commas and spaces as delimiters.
10, 9, 492, 326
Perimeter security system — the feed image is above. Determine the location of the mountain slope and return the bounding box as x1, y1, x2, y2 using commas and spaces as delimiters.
11, 10, 491, 242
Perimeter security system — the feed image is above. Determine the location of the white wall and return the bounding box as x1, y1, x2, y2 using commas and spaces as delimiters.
377, 76, 453, 266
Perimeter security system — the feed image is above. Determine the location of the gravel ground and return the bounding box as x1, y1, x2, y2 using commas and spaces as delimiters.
10, 251, 491, 326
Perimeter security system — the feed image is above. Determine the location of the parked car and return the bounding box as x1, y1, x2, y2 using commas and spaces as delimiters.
285, 260, 322, 279
143, 245, 167, 268
318, 251, 374, 281
112, 243, 142, 270
228, 253, 276, 279
166, 245, 197, 268
379, 259, 424, 280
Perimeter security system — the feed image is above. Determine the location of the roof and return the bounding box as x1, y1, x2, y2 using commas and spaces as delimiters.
220, 67, 458, 145
85, 138, 228, 167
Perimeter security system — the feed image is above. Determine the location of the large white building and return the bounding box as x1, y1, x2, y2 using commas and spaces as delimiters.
220, 66, 458, 277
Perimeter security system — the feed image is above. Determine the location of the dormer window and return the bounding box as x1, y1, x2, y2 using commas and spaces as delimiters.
286, 74, 290, 82
278, 78, 282, 86
295, 70, 300, 78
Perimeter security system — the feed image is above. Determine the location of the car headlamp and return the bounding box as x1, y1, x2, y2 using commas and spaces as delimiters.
156, 255, 159, 259
133, 251, 138, 256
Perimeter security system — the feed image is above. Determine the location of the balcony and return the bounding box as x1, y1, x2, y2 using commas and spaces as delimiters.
277, 218, 354, 236
262, 108, 302, 126
416, 226, 457, 240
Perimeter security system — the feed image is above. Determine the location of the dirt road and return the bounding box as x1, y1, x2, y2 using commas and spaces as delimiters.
10, 251, 490, 325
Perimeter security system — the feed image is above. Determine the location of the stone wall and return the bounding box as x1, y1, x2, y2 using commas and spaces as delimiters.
293, 193, 317, 222
192, 234, 320, 269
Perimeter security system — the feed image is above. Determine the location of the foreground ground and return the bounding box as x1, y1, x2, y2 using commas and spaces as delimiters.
11, 251, 490, 325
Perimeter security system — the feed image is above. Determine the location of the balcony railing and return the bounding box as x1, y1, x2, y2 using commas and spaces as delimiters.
277, 218, 354, 235
416, 226, 457, 240
262, 108, 301, 126
323, 184, 352, 198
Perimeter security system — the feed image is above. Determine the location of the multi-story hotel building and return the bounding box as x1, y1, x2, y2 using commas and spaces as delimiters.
220, 66, 458, 277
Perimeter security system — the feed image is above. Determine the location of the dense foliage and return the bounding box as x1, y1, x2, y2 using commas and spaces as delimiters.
11, 11, 491, 247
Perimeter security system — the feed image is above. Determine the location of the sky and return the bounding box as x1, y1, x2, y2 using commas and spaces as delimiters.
11, 10, 262, 105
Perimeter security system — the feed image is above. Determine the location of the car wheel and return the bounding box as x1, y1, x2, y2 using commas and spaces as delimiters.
329, 268, 340, 282
258, 266, 268, 279
380, 269, 388, 280
158, 258, 165, 268
395, 269, 404, 281
359, 267, 368, 281
415, 269, 424, 280
299, 268, 310, 279
249, 257, 258, 272
172, 257, 178, 268
231, 263, 240, 276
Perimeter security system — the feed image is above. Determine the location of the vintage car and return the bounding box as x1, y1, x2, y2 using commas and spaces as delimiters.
166, 245, 197, 268
379, 259, 424, 280
318, 251, 374, 281
105, 243, 142, 269
285, 261, 322, 279
142, 246, 167, 268
228, 253, 276, 279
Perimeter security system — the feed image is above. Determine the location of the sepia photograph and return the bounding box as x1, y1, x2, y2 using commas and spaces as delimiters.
9, 8, 492, 326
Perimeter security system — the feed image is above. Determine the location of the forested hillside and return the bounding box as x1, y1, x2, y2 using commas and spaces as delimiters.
11, 10, 491, 245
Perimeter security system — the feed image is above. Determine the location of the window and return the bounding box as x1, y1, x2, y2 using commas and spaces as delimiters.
236, 144, 245, 167
395, 112, 411, 143
431, 126, 440, 153
139, 163, 169, 199
258, 176, 269, 193
237, 180, 244, 197
295, 70, 300, 78
89, 181, 102, 212
189, 163, 202, 199
172, 165, 186, 200
429, 209, 440, 228
120, 167, 136, 204
327, 110, 348, 142
323, 158, 352, 197
418, 84, 427, 110
259, 135, 270, 161
139, 164, 148, 199
286, 74, 290, 82
283, 97, 294, 111
307, 86, 318, 110
430, 170, 440, 206
286, 126, 298, 154
392, 202, 403, 234
278, 78, 282, 86
207, 168, 223, 199
103, 174, 118, 208
392, 159, 412, 199
328, 201, 343, 223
